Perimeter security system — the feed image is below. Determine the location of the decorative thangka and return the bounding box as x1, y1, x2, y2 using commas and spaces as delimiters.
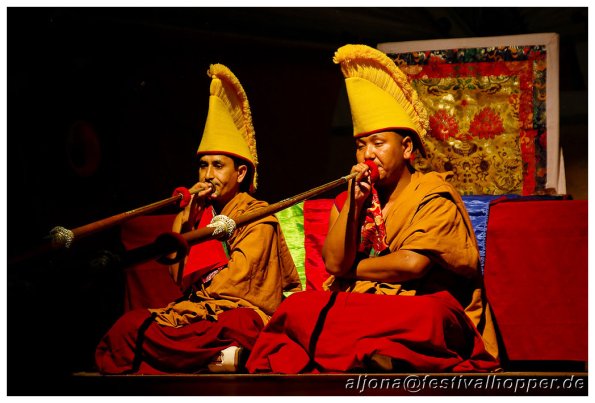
387, 46, 547, 195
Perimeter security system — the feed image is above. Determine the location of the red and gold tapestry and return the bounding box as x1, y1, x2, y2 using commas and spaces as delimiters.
385, 45, 548, 196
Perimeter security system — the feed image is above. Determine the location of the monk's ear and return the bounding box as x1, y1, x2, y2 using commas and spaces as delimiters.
236, 164, 248, 184
402, 135, 414, 160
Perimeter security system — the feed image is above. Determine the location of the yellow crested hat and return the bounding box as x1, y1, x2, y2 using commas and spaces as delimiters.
333, 44, 429, 157
197, 63, 258, 192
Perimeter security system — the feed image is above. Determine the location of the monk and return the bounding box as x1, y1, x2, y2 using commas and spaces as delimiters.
95, 64, 301, 374
245, 45, 499, 374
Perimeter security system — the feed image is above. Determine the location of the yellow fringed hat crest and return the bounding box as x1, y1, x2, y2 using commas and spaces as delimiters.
333, 44, 429, 157
198, 64, 258, 192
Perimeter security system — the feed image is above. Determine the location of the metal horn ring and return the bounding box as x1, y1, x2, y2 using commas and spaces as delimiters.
50, 226, 75, 249
207, 215, 236, 240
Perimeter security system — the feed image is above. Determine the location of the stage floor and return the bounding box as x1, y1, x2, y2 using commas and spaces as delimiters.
60, 371, 588, 396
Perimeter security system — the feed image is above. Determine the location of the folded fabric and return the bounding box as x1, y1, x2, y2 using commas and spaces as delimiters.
183, 206, 229, 290
460, 195, 501, 274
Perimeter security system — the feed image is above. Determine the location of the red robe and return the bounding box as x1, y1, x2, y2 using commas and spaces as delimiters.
246, 290, 498, 373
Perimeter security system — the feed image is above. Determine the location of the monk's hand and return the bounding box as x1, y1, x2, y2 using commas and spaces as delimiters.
184, 181, 215, 229
348, 162, 373, 209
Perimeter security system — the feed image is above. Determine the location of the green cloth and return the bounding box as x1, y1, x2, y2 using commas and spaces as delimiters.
276, 202, 305, 295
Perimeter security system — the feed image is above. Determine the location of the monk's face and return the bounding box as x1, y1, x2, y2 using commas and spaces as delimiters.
355, 131, 413, 187
198, 154, 247, 208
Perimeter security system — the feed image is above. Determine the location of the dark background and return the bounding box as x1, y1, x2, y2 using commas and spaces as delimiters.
7, 7, 588, 394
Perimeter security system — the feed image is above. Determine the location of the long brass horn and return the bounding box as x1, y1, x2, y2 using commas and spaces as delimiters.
122, 166, 375, 286
8, 187, 198, 265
